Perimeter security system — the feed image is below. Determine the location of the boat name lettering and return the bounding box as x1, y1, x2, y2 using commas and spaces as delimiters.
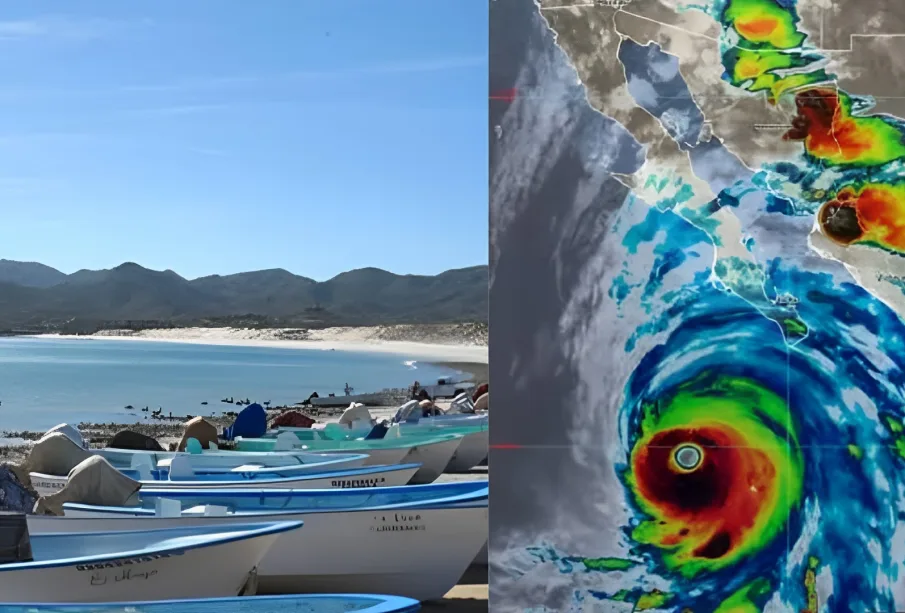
34, 480, 65, 491
331, 477, 387, 488
369, 512, 427, 533
77, 551, 184, 572
89, 568, 159, 586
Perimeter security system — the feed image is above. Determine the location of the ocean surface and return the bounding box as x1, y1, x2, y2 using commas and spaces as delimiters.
0, 337, 458, 432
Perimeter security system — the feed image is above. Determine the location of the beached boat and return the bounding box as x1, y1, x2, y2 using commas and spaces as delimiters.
310, 393, 385, 408
0, 521, 301, 603
236, 433, 462, 484
94, 448, 371, 474
30, 462, 421, 497
33, 481, 489, 602
0, 594, 421, 613
282, 423, 489, 473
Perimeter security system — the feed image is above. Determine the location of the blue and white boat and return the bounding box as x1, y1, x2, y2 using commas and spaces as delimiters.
29, 481, 489, 602
278, 421, 488, 472
0, 594, 420, 613
94, 447, 371, 474
29, 461, 421, 496
235, 433, 463, 484
0, 521, 301, 603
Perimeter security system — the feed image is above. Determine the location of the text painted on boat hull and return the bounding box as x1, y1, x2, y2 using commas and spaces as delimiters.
331, 477, 386, 488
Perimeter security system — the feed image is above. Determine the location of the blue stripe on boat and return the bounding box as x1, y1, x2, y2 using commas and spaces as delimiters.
0, 593, 420, 613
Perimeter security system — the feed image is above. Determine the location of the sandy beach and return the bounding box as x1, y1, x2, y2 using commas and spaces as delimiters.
34, 324, 488, 364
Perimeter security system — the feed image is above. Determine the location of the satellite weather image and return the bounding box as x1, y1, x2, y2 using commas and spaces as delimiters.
490, 0, 905, 611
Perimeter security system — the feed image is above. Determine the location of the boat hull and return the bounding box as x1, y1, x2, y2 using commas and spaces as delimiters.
235, 442, 412, 468
0, 525, 290, 603
310, 394, 383, 407
34, 506, 487, 602
95, 449, 368, 473
444, 430, 489, 472
352, 447, 410, 467
473, 540, 488, 565
29, 464, 420, 497
403, 437, 462, 484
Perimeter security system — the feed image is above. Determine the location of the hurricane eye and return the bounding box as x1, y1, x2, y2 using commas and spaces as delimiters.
673, 444, 703, 472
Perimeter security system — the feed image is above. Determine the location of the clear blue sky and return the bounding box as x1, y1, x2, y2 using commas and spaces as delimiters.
0, 1, 487, 281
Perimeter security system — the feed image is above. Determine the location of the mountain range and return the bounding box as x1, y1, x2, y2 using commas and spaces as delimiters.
0, 259, 488, 330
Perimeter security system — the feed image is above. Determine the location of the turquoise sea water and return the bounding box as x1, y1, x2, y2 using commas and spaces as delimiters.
0, 338, 456, 431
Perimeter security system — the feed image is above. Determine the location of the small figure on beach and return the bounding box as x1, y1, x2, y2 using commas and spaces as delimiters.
344, 383, 354, 396
124, 405, 134, 410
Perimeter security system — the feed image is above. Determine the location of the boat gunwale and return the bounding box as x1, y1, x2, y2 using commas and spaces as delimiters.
29, 463, 422, 487
236, 432, 464, 452
60, 484, 489, 516
0, 520, 302, 572
97, 450, 372, 465
0, 593, 421, 613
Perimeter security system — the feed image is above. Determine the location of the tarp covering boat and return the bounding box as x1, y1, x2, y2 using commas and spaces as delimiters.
222, 403, 266, 441
34, 455, 140, 516
177, 417, 218, 452
365, 422, 390, 440
474, 393, 489, 412
107, 429, 164, 451
0, 466, 36, 514
472, 383, 489, 403
448, 393, 476, 414
270, 411, 315, 429
0, 511, 31, 563
26, 433, 92, 477
392, 400, 420, 424
338, 403, 371, 426
44, 423, 85, 449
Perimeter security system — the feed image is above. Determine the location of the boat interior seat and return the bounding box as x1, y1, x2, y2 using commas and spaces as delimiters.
273, 432, 299, 451
154, 497, 183, 517
130, 454, 155, 480
168, 455, 196, 480
182, 504, 231, 516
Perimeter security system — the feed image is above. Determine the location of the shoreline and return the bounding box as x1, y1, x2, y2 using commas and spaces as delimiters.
30, 326, 488, 364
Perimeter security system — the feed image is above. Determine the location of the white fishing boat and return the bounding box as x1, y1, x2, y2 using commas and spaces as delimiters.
310, 393, 384, 408
0, 521, 301, 603
297, 422, 489, 473
29, 462, 421, 497
32, 482, 489, 602
94, 448, 371, 473
444, 429, 489, 472
238, 432, 462, 484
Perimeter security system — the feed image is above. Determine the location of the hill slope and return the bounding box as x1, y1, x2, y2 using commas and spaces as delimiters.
0, 260, 68, 288
0, 261, 488, 328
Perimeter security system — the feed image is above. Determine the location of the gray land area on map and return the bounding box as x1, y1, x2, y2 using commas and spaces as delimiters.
542, 0, 905, 162
794, 0, 905, 117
